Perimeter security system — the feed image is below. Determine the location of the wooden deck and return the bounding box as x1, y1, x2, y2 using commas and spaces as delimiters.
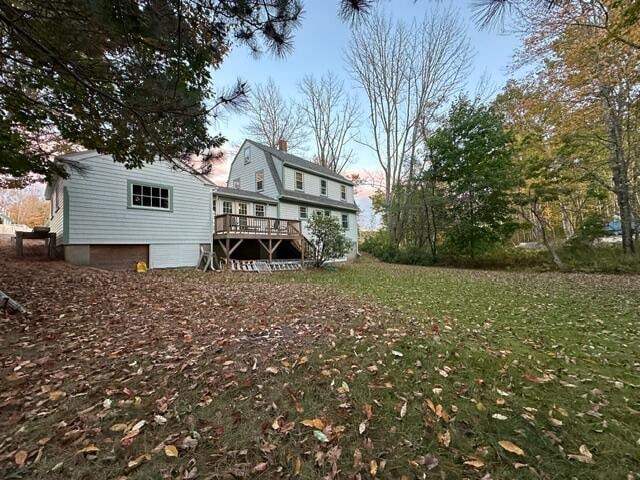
213, 214, 307, 268
214, 214, 303, 239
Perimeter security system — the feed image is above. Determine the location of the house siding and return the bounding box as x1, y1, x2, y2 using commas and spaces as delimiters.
64, 155, 211, 246
58, 153, 212, 268
48, 178, 65, 243
282, 166, 354, 203
227, 143, 279, 199
279, 201, 358, 258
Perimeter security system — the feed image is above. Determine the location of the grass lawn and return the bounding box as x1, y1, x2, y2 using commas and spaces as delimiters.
1, 249, 639, 479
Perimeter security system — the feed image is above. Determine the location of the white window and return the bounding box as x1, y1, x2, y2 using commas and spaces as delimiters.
255, 204, 265, 217
212, 194, 216, 215
340, 185, 347, 201
256, 171, 264, 191
238, 203, 248, 215
232, 178, 240, 189
222, 201, 232, 214
341, 214, 349, 229
295, 171, 304, 191
244, 146, 251, 164
320, 179, 327, 196
299, 206, 307, 219
130, 182, 171, 210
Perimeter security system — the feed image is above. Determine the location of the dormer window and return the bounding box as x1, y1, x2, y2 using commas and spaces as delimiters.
320, 179, 327, 196
340, 185, 347, 201
295, 171, 304, 191
244, 146, 251, 164
232, 178, 240, 189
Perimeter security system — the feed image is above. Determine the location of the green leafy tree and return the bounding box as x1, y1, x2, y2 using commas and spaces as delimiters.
306, 212, 352, 267
428, 97, 519, 258
0, 0, 374, 184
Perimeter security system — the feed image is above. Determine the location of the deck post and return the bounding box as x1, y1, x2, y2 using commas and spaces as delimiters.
300, 237, 304, 268
225, 237, 230, 270
268, 238, 272, 262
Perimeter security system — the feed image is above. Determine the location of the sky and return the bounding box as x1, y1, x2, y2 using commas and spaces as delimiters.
208, 0, 523, 227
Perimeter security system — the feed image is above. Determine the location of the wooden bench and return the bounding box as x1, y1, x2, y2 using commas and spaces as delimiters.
15, 230, 57, 259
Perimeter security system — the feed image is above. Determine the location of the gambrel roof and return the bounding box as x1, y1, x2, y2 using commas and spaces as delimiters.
243, 140, 359, 212
246, 140, 354, 186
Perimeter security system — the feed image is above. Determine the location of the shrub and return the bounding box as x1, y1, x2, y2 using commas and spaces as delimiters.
307, 212, 352, 267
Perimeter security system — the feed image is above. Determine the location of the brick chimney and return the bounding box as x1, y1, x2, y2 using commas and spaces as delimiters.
278, 138, 288, 152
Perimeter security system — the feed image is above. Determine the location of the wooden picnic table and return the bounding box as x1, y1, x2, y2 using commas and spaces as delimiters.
15, 230, 57, 259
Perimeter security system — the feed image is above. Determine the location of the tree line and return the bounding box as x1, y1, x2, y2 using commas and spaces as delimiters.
356, 1, 640, 267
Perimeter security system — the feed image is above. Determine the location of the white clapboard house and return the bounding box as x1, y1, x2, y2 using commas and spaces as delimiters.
45, 140, 358, 269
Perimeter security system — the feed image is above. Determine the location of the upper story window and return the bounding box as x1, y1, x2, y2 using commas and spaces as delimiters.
320, 179, 327, 196
340, 185, 347, 201
129, 181, 171, 210
341, 213, 349, 229
222, 200, 232, 214
238, 203, 248, 216
244, 146, 251, 164
212, 194, 216, 214
255, 204, 265, 217
295, 171, 304, 191
256, 171, 264, 191
299, 206, 307, 219
232, 178, 240, 189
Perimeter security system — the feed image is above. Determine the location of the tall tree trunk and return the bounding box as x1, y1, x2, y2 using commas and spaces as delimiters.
602, 87, 635, 253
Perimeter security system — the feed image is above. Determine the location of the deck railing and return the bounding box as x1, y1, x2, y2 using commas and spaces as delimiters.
214, 214, 302, 237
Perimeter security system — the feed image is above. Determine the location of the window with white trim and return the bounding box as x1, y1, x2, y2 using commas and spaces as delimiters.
222, 200, 232, 214
244, 146, 251, 164
232, 178, 240, 189
320, 179, 327, 196
255, 204, 265, 217
238, 203, 248, 215
340, 185, 347, 201
130, 182, 171, 210
212, 194, 216, 214
255, 171, 264, 191
295, 171, 304, 191
341, 213, 349, 229
299, 206, 307, 219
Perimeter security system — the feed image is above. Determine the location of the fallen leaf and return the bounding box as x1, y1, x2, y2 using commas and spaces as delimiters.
265, 366, 279, 374
498, 440, 525, 456
127, 453, 151, 470
359, 420, 367, 434
15, 450, 28, 466
391, 350, 404, 357
464, 458, 485, 468
492, 413, 508, 421
301, 418, 326, 430
164, 445, 178, 457
253, 462, 268, 472
363, 403, 373, 419
110, 423, 128, 432
437, 430, 451, 447
49, 390, 66, 401
400, 402, 407, 418
313, 430, 329, 442
568, 444, 594, 464
370, 459, 378, 476
77, 445, 99, 455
